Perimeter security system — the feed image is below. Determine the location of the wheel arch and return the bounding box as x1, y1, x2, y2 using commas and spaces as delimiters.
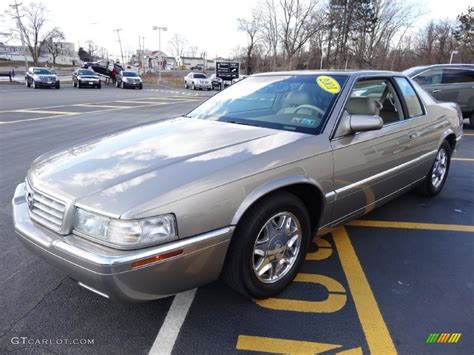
231, 176, 326, 234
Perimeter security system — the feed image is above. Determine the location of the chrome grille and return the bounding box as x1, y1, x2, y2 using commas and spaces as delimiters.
25, 181, 66, 232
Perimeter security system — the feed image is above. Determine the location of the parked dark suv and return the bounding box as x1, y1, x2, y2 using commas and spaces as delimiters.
404, 64, 474, 126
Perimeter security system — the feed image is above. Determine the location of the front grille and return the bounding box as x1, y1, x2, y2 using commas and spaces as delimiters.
25, 181, 66, 232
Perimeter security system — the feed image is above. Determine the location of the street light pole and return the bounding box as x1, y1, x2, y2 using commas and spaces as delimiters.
449, 50, 458, 64
153, 26, 167, 85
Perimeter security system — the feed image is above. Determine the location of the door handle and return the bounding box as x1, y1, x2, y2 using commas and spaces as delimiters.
409, 132, 419, 139
432, 89, 442, 93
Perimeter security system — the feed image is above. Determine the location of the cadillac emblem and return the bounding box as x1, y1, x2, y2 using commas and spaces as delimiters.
26, 191, 34, 210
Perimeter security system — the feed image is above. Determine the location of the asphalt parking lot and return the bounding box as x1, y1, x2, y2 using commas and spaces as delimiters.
0, 84, 472, 355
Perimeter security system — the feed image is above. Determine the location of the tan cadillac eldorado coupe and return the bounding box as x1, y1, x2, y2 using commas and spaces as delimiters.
13, 71, 463, 301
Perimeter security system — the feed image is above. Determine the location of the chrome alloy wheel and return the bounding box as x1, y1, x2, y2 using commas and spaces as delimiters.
252, 212, 302, 284
432, 148, 448, 188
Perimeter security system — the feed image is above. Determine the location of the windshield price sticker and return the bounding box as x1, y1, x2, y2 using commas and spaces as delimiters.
316, 76, 340, 94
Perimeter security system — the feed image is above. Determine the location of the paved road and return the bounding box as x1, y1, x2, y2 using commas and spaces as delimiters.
0, 84, 472, 354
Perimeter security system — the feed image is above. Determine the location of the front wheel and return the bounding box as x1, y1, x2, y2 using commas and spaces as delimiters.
222, 192, 310, 298
55, 82, 60, 89
469, 112, 474, 127
418, 141, 451, 197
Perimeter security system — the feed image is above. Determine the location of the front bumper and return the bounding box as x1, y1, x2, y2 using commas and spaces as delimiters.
123, 81, 142, 88
79, 79, 100, 87
12, 183, 233, 302
35, 81, 57, 87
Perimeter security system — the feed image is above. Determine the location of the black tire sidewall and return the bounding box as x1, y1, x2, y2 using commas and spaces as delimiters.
426, 141, 451, 195
233, 193, 311, 298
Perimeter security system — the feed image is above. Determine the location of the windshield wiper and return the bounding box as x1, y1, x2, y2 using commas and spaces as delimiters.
225, 120, 259, 127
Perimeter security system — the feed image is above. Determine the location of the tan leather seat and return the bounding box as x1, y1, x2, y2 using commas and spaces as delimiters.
278, 91, 313, 114
346, 97, 381, 116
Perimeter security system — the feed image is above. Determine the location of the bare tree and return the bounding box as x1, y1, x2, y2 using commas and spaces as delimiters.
238, 12, 260, 74
257, 0, 280, 70
45, 28, 65, 65
188, 45, 199, 57
168, 33, 188, 58
279, 0, 319, 70
8, 2, 65, 66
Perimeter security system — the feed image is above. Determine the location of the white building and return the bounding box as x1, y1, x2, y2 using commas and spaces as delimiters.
0, 41, 79, 66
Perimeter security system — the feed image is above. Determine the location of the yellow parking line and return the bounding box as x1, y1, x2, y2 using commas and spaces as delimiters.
346, 220, 474, 232
332, 227, 397, 355
452, 157, 474, 162
14, 109, 78, 115
236, 335, 342, 353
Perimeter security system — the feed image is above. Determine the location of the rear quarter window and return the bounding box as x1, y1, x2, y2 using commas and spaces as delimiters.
442, 69, 474, 84
395, 77, 424, 118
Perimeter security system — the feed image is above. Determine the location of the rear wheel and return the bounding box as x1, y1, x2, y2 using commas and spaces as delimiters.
222, 192, 310, 298
418, 141, 451, 197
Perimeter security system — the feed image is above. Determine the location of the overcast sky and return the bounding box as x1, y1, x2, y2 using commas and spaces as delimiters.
3, 0, 473, 60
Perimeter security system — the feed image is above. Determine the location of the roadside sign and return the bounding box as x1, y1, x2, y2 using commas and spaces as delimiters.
216, 61, 240, 81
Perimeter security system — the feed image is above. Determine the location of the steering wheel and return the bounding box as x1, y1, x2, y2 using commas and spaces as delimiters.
294, 104, 325, 117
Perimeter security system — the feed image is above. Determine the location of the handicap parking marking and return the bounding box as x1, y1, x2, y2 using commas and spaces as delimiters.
237, 226, 396, 354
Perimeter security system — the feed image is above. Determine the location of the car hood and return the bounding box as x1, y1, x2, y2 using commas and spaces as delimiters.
28, 117, 309, 217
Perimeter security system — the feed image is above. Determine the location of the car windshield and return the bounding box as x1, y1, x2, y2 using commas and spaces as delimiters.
187, 74, 347, 135
33, 69, 52, 74
194, 74, 207, 79
78, 70, 95, 75
123, 72, 138, 77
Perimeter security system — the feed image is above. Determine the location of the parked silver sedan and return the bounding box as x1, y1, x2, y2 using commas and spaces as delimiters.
13, 71, 463, 301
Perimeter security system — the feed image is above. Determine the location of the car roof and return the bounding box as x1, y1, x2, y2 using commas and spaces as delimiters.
406, 63, 474, 71
252, 70, 400, 77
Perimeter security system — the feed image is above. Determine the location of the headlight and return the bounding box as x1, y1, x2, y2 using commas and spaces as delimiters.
73, 208, 177, 249
122, 77, 129, 82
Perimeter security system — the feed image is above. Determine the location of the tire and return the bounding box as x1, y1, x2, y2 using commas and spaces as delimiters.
184, 82, 188, 89
121, 82, 125, 89
116, 80, 119, 88
25, 79, 30, 87
55, 82, 60, 89
73, 80, 77, 87
77, 81, 81, 88
469, 113, 474, 127
192, 83, 196, 90
139, 84, 143, 90
97, 83, 101, 89
418, 141, 451, 197
32, 81, 37, 89
222, 191, 311, 298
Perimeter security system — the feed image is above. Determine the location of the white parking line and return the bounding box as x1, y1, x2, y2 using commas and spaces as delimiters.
149, 289, 197, 355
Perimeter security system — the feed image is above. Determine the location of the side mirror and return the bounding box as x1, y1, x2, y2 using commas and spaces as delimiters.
350, 114, 383, 132
334, 111, 384, 137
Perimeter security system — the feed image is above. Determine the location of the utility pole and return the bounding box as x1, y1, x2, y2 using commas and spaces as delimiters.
9, 0, 28, 70
113, 28, 124, 65
152, 26, 167, 85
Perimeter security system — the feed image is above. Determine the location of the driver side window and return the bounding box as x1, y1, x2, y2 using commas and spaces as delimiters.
345, 79, 404, 125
